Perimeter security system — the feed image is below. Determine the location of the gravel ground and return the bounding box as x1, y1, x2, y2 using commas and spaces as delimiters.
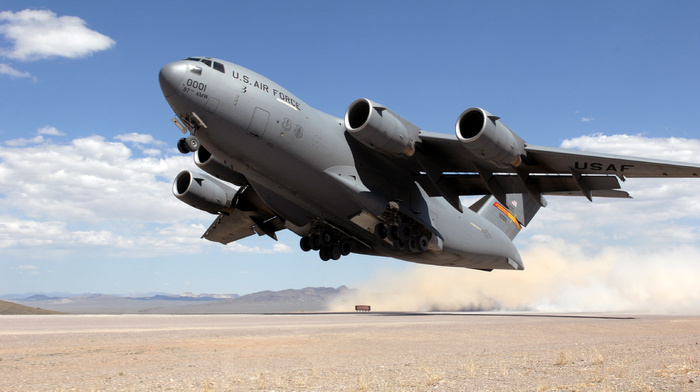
1, 313, 699, 391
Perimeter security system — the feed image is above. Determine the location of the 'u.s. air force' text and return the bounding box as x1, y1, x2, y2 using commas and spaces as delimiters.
232, 70, 301, 110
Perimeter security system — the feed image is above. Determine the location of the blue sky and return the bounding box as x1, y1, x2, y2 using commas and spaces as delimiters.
1, 2, 699, 311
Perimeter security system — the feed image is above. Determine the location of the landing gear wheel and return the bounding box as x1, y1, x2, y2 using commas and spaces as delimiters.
395, 239, 407, 251
408, 237, 419, 253
177, 138, 190, 154
418, 235, 429, 252
319, 247, 331, 261
321, 232, 332, 245
374, 223, 387, 240
309, 233, 322, 250
396, 223, 411, 241
300, 236, 311, 252
330, 245, 341, 260
185, 135, 200, 152
339, 239, 352, 256
386, 225, 396, 242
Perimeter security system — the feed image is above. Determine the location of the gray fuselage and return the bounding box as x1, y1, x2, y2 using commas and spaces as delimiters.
159, 57, 523, 270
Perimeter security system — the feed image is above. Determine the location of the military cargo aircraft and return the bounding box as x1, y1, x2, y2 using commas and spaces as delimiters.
159, 57, 700, 271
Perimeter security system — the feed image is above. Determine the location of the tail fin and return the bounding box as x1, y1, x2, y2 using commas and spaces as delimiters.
469, 193, 543, 240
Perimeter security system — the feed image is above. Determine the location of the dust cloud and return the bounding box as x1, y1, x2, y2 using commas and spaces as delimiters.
329, 238, 700, 313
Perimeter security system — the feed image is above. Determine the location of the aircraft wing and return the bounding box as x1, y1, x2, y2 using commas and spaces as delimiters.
414, 131, 700, 211
522, 144, 700, 177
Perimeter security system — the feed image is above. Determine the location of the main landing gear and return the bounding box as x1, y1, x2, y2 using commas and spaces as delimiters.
374, 221, 430, 253
299, 226, 354, 261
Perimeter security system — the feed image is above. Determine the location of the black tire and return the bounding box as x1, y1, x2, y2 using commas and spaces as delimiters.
418, 235, 429, 252
185, 135, 199, 152
339, 239, 352, 256
374, 223, 387, 240
408, 237, 418, 253
395, 239, 407, 251
397, 223, 411, 241
330, 245, 341, 260
387, 224, 397, 242
310, 233, 322, 250
322, 232, 332, 245
177, 138, 190, 154
319, 247, 330, 261
300, 236, 311, 252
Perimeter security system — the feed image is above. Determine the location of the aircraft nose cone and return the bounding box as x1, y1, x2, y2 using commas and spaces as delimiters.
159, 62, 187, 97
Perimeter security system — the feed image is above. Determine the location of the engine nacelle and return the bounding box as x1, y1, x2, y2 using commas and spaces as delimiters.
455, 107, 526, 167
194, 147, 247, 186
173, 170, 237, 214
344, 98, 420, 157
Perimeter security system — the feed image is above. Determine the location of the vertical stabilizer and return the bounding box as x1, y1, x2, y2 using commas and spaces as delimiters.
469, 193, 543, 240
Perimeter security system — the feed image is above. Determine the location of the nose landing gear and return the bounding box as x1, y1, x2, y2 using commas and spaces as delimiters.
177, 135, 200, 154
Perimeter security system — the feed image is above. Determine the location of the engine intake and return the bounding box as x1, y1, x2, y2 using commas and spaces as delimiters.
345, 99, 420, 157
456, 107, 526, 167
173, 170, 237, 214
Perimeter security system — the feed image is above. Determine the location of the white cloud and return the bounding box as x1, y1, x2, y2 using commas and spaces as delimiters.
0, 135, 190, 222
580, 116, 595, 122
37, 126, 65, 136
4, 135, 44, 146
223, 242, 294, 254
5, 126, 66, 146
115, 133, 167, 157
115, 133, 156, 144
17, 265, 38, 270
561, 133, 700, 163
15, 264, 39, 275
142, 148, 163, 156
0, 134, 289, 256
522, 134, 700, 246
0, 9, 115, 61
0, 62, 31, 78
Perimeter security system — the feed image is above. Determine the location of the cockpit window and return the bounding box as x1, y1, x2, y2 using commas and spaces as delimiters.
213, 62, 225, 73
185, 57, 202, 61
201, 59, 212, 67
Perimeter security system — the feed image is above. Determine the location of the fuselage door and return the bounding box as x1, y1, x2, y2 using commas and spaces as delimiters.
247, 107, 270, 138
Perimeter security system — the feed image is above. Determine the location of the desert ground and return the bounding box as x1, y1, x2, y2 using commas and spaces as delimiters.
1, 313, 698, 391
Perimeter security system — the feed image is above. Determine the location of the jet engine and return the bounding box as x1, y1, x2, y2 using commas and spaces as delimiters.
345, 98, 420, 157
194, 147, 247, 186
455, 107, 526, 167
173, 170, 237, 214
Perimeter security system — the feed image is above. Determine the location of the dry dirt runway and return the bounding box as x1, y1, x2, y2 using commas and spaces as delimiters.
1, 313, 699, 391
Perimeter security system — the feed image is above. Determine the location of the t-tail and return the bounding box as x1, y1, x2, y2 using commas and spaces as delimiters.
469, 193, 543, 240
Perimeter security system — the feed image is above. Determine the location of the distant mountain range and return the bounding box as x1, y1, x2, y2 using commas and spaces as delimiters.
0, 299, 64, 315
2, 286, 354, 314
0, 292, 237, 301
